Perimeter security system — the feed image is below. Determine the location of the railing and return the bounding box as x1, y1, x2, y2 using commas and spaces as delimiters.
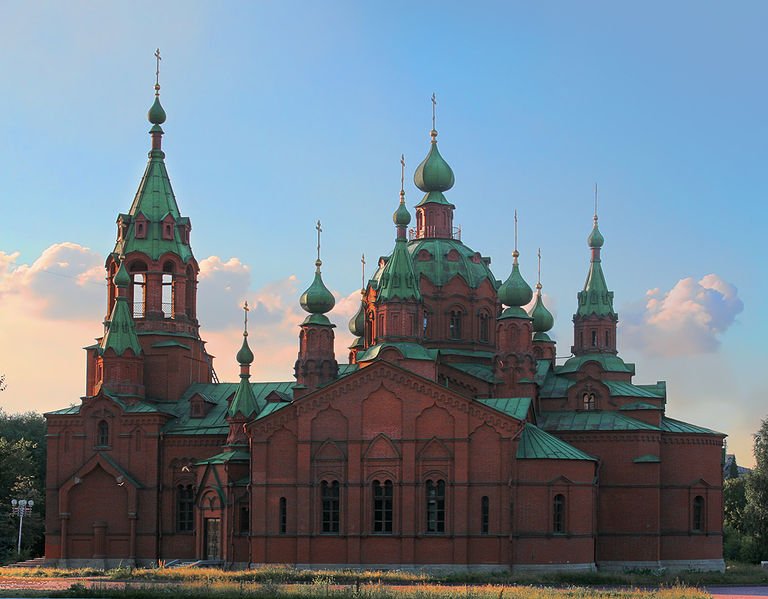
408, 225, 461, 241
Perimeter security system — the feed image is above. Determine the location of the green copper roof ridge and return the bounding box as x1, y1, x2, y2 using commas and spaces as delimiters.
101, 296, 143, 357
377, 238, 422, 302
228, 374, 259, 419
516, 423, 597, 461
114, 154, 195, 263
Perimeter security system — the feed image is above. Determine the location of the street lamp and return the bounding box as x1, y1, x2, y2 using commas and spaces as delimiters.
10, 498, 34, 555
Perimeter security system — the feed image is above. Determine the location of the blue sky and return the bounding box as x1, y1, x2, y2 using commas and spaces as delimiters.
1, 1, 765, 464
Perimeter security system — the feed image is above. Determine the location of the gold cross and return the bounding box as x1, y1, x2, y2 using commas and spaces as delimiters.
431, 93, 437, 130
361, 253, 366, 291
154, 49, 162, 93
400, 154, 405, 194
243, 300, 249, 334
316, 220, 322, 262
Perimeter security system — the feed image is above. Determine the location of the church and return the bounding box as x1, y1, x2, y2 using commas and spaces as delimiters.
44, 76, 725, 572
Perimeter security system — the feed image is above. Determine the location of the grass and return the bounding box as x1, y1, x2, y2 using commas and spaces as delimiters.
2, 562, 767, 598
0, 580, 715, 599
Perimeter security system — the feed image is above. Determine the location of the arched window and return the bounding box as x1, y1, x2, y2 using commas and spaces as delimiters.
693, 495, 705, 532
238, 502, 249, 534
185, 265, 196, 319
481, 496, 489, 534
449, 310, 463, 339
426, 479, 446, 533
321, 480, 340, 534
372, 480, 393, 533
579, 331, 584, 347
422, 311, 429, 338
479, 313, 490, 342
130, 261, 147, 318
582, 392, 596, 411
279, 497, 287, 534
553, 494, 566, 533
176, 484, 195, 532
162, 262, 175, 319
591, 330, 598, 347
605, 330, 610, 347
97, 420, 109, 447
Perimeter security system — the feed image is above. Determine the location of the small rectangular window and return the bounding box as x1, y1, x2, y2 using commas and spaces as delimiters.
481, 496, 489, 534
279, 497, 287, 534
321, 481, 340, 534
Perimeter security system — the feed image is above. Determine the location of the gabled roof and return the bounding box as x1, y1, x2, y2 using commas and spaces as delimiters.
556, 353, 635, 375
164, 381, 294, 435
538, 410, 661, 432
357, 342, 437, 363
516, 424, 596, 461
661, 417, 724, 436
604, 380, 665, 398
195, 450, 250, 465
447, 363, 498, 383
477, 397, 531, 421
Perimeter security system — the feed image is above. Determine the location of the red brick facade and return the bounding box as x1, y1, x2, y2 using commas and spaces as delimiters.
44, 99, 724, 572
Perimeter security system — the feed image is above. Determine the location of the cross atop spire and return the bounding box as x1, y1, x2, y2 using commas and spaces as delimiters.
361, 253, 366, 292
513, 209, 519, 264
537, 248, 542, 289
594, 182, 599, 223
315, 220, 323, 270
400, 154, 406, 197
154, 49, 162, 95
243, 300, 250, 336
431, 93, 438, 141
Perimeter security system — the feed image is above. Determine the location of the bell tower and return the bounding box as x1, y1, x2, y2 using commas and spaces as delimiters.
89, 52, 214, 401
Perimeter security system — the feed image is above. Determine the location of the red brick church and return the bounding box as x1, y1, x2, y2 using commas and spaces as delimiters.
44, 80, 725, 572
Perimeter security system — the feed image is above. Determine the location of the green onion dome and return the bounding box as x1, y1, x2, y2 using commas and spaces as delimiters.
148, 96, 167, 125
393, 197, 411, 226
349, 297, 366, 336
236, 335, 254, 365
414, 132, 455, 193
498, 252, 533, 309
300, 261, 336, 315
529, 284, 554, 333
588, 217, 604, 248
114, 261, 131, 288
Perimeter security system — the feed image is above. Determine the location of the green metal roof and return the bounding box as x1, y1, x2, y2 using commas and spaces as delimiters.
99, 452, 143, 488
164, 381, 295, 435
113, 140, 195, 263
195, 450, 250, 465
633, 454, 661, 463
377, 236, 421, 302
300, 265, 336, 316
576, 219, 615, 318
538, 373, 573, 398
604, 381, 665, 398
357, 342, 437, 363
516, 424, 596, 461
337, 363, 359, 378
498, 261, 533, 309
535, 360, 552, 385
557, 353, 635, 375
151, 340, 191, 350
254, 401, 292, 421
477, 397, 531, 421
661, 417, 724, 436
414, 136, 455, 194
538, 410, 661, 432
620, 401, 662, 411
416, 190, 454, 207
448, 363, 498, 384
228, 375, 259, 419
100, 295, 142, 357
405, 238, 497, 290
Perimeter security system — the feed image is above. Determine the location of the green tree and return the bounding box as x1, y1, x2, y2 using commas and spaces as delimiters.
744, 417, 768, 560
0, 409, 47, 563
725, 476, 747, 532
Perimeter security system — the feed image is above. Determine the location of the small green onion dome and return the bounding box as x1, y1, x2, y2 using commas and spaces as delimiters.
588, 218, 604, 248
498, 254, 533, 308
236, 335, 254, 365
393, 199, 411, 227
529, 286, 554, 333
114, 262, 131, 288
414, 135, 455, 193
300, 261, 336, 315
348, 298, 365, 336
148, 96, 167, 125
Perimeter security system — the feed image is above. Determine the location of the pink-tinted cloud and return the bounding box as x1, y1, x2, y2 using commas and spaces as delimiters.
621, 274, 743, 356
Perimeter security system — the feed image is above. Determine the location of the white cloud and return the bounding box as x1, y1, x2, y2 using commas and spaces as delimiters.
0, 243, 103, 319
621, 274, 743, 356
